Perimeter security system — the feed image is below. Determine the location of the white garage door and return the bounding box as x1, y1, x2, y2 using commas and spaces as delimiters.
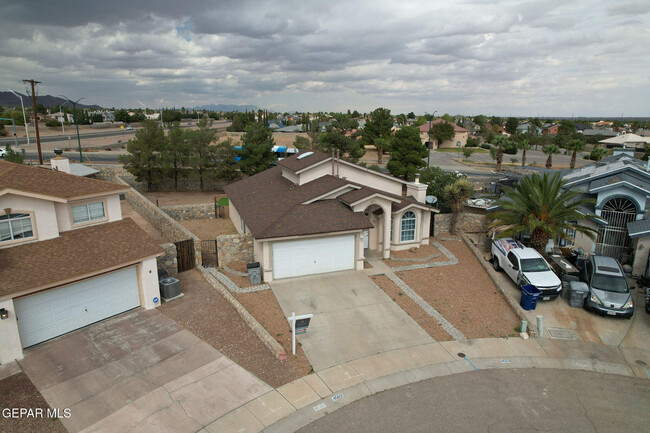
15, 267, 140, 348
272, 235, 355, 279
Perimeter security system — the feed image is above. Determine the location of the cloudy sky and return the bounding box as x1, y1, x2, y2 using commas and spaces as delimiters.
1, 0, 648, 116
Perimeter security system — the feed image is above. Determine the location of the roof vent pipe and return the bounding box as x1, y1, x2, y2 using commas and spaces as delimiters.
646, 158, 650, 172
336, 149, 340, 178
414, 173, 420, 184
332, 149, 335, 176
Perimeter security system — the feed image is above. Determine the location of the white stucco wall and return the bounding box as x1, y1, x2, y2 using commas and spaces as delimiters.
571, 219, 598, 254
632, 235, 650, 276
138, 258, 160, 309
0, 299, 24, 364
229, 202, 245, 235
0, 194, 60, 245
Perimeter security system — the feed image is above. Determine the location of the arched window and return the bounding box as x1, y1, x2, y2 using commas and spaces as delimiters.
400, 211, 416, 242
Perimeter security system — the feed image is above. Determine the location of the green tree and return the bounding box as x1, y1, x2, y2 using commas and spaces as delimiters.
386, 126, 428, 181
238, 123, 276, 176
407, 112, 415, 119
461, 147, 476, 160
631, 121, 641, 133
35, 103, 47, 115
542, 144, 560, 168
395, 114, 407, 126
214, 138, 240, 181
188, 116, 218, 190
590, 146, 608, 161
488, 172, 597, 252
429, 122, 455, 148
162, 110, 182, 124
320, 129, 365, 162
419, 167, 465, 213
362, 107, 393, 163
114, 109, 129, 123
466, 136, 481, 147
441, 113, 454, 123
505, 117, 519, 135
227, 112, 252, 132
119, 120, 165, 191
4, 144, 24, 164
565, 138, 586, 169
558, 120, 575, 136
473, 115, 487, 127
443, 179, 473, 234
160, 124, 190, 191
518, 139, 530, 167
293, 135, 311, 151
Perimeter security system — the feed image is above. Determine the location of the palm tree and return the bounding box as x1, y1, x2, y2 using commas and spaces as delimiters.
488, 172, 597, 252
590, 146, 607, 161
443, 178, 473, 235
565, 138, 586, 169
542, 144, 560, 168
517, 139, 530, 166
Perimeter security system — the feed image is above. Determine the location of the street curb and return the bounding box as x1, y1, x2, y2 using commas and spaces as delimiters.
199, 267, 287, 361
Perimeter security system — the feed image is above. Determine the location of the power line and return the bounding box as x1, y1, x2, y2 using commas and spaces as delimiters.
23, 79, 43, 164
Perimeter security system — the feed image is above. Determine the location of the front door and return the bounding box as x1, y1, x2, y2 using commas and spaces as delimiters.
363, 229, 369, 249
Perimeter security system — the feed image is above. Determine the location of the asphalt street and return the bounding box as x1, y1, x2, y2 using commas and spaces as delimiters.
297, 369, 650, 433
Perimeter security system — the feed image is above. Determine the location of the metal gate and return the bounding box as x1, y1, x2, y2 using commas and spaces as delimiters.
201, 239, 218, 267
175, 239, 196, 273
595, 198, 637, 262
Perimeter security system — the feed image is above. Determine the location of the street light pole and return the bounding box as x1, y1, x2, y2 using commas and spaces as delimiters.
7, 88, 30, 146
426, 110, 437, 168
59, 95, 85, 162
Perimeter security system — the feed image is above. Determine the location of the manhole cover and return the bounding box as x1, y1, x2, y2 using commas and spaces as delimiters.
457, 352, 466, 358
547, 328, 574, 340
636, 360, 647, 366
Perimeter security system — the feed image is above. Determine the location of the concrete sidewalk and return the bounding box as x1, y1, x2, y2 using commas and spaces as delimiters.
203, 336, 650, 433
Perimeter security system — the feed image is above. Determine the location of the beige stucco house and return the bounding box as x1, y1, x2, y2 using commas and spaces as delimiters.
224, 151, 436, 282
419, 119, 469, 149
0, 159, 162, 364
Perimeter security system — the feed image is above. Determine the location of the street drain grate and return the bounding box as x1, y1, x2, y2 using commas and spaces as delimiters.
457, 352, 466, 358
547, 328, 575, 340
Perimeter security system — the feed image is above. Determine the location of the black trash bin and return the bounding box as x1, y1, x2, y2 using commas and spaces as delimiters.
247, 262, 261, 285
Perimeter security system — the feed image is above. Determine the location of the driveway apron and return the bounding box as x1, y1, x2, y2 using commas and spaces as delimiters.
270, 270, 434, 371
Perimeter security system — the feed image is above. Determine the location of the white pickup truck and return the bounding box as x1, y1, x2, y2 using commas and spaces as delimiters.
491, 238, 562, 300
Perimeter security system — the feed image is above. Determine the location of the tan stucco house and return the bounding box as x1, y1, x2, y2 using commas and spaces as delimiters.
419, 119, 469, 149
0, 159, 162, 364
224, 151, 436, 282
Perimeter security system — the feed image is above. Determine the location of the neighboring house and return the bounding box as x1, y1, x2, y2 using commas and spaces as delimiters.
0, 159, 163, 364
276, 125, 304, 133
583, 129, 618, 138
145, 112, 161, 120
224, 151, 435, 282
541, 124, 559, 135
418, 119, 469, 149
317, 121, 332, 132
562, 149, 650, 276
599, 133, 650, 151
594, 121, 614, 130
516, 123, 540, 135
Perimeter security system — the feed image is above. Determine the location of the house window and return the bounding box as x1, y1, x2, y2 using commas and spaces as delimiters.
557, 221, 577, 247
400, 211, 416, 242
0, 213, 34, 242
72, 201, 105, 224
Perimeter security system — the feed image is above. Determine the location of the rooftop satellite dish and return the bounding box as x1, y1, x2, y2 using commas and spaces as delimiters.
425, 195, 437, 205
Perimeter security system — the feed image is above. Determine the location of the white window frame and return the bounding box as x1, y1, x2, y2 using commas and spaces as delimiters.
400, 211, 416, 242
71, 201, 106, 225
0, 213, 35, 243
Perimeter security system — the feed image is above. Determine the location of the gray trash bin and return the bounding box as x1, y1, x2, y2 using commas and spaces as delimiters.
247, 262, 261, 285
569, 281, 589, 308
561, 275, 580, 300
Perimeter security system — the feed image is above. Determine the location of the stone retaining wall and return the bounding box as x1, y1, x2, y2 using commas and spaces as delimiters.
160, 203, 216, 220
113, 176, 202, 268
434, 212, 488, 237
217, 233, 254, 266
158, 243, 178, 277
91, 164, 229, 192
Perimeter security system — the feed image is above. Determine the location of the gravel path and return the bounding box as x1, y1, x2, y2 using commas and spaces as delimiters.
158, 269, 310, 387
207, 267, 270, 293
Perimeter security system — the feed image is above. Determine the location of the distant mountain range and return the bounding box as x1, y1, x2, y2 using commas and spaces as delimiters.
193, 103, 258, 112
0, 92, 102, 110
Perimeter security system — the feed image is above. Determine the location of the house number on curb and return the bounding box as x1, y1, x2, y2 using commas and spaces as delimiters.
313, 403, 326, 412
331, 393, 344, 402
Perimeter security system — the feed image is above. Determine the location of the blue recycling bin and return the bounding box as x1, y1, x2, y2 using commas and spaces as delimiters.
520, 284, 542, 311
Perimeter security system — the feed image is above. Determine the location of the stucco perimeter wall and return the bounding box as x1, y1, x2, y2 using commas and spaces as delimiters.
434, 212, 488, 236
217, 233, 254, 266
112, 176, 202, 267
160, 203, 216, 220
91, 164, 228, 192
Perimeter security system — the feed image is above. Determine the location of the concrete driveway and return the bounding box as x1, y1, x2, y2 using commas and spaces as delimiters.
18, 309, 271, 433
270, 271, 434, 371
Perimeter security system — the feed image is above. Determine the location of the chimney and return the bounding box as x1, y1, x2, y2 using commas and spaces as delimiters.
50, 148, 71, 174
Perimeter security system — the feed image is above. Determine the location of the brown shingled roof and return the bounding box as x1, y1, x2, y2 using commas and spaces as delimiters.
0, 218, 163, 298
0, 160, 127, 200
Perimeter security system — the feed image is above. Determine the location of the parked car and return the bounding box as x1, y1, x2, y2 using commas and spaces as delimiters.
491, 237, 562, 300
0, 148, 6, 158
125, 126, 133, 130
581, 255, 634, 318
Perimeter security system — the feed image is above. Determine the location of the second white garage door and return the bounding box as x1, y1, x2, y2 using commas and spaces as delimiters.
14, 267, 141, 348
272, 235, 355, 279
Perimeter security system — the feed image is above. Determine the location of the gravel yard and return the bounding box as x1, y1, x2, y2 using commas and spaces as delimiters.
0, 372, 67, 433
179, 217, 237, 240
396, 239, 520, 339
158, 269, 310, 387
223, 261, 265, 288
384, 244, 447, 268
371, 275, 453, 341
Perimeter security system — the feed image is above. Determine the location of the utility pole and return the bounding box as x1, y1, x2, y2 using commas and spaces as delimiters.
23, 79, 43, 164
